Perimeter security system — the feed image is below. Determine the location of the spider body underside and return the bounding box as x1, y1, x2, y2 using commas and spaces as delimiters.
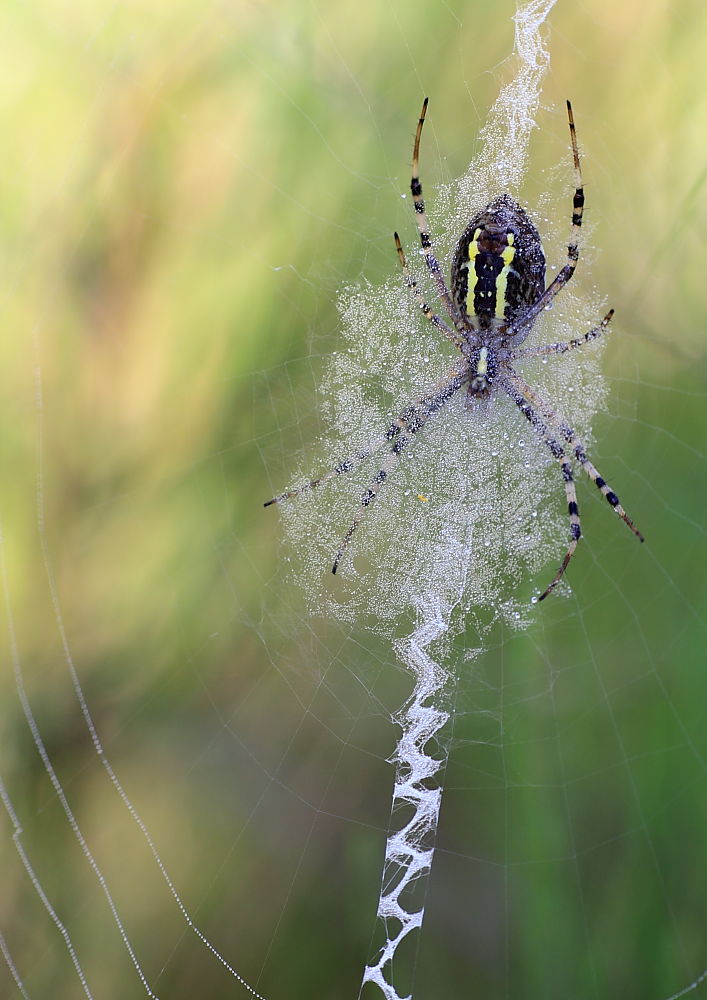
265, 99, 643, 602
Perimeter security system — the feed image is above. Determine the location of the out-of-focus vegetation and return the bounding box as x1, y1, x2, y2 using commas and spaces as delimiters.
0, 2, 705, 998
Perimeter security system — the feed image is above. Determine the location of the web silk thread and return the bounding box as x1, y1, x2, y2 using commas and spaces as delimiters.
359, 0, 559, 995
361, 599, 452, 1000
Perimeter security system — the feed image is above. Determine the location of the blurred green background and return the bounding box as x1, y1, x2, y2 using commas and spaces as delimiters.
0, 1, 705, 998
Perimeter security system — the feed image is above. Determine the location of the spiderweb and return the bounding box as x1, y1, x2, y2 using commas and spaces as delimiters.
270, 2, 617, 994
1, 1, 705, 999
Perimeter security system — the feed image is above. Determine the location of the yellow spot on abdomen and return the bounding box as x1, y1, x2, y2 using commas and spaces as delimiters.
465, 228, 483, 307
494, 232, 516, 318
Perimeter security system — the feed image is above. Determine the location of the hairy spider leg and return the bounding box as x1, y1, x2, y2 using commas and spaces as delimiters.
511, 309, 614, 361
264, 365, 467, 508
394, 232, 470, 355
504, 368, 644, 541
410, 98, 467, 333
509, 100, 585, 342
332, 370, 467, 573
500, 376, 583, 600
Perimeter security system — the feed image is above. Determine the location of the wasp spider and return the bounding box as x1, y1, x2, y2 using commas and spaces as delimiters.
265, 100, 643, 601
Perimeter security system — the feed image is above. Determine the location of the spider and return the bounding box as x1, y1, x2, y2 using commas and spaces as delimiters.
265, 99, 644, 601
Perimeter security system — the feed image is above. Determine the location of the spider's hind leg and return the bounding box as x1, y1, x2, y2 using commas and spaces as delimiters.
394, 232, 469, 354
507, 100, 585, 342
409, 99, 466, 330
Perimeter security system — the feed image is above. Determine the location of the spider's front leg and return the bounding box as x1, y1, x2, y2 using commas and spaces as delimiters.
332, 369, 466, 573
264, 436, 392, 508
506, 368, 644, 543
263, 361, 467, 544
499, 375, 583, 600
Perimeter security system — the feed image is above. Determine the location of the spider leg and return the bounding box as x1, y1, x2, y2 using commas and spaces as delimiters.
394, 232, 471, 357
332, 369, 466, 573
264, 435, 394, 507
504, 367, 644, 542
508, 100, 585, 341
264, 365, 466, 507
498, 375, 583, 599
410, 99, 466, 331
332, 447, 403, 575
511, 309, 614, 361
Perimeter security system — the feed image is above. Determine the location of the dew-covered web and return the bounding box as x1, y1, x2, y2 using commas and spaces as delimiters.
270, 3, 619, 994
1, 2, 706, 1000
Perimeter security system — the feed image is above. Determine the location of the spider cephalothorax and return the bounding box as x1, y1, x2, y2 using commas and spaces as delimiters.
266, 99, 643, 601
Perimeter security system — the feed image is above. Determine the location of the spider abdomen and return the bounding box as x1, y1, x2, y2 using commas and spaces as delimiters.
451, 193, 546, 331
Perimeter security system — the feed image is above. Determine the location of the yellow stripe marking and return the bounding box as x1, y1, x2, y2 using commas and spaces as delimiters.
464, 228, 483, 309
494, 232, 516, 318
477, 347, 488, 376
